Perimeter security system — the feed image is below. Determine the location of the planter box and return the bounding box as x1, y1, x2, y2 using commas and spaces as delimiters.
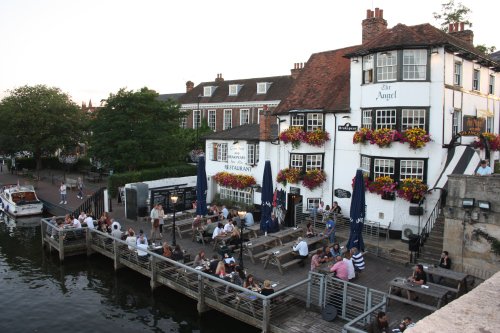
381, 192, 396, 201
409, 206, 424, 216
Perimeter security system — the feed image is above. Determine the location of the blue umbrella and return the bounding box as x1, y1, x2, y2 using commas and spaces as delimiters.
260, 161, 276, 233
347, 169, 366, 251
196, 156, 208, 216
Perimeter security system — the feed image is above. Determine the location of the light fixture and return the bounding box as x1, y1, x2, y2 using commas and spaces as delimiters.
238, 210, 247, 219
351, 57, 359, 63
462, 198, 475, 209
171, 194, 178, 204
478, 200, 491, 211
233, 140, 239, 144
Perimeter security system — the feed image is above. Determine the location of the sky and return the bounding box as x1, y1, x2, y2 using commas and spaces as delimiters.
1, 0, 499, 105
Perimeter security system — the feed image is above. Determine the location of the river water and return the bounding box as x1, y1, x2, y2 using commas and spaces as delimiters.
0, 216, 258, 333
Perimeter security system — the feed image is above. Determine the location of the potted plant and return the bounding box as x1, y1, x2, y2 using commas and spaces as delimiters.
397, 178, 429, 203
301, 169, 327, 190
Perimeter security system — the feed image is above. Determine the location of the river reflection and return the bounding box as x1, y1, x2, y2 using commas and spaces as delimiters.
0, 215, 258, 333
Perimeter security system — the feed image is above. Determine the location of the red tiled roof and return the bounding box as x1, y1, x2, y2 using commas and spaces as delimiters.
274, 46, 359, 115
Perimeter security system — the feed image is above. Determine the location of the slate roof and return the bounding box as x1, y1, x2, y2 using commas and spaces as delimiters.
203, 124, 278, 141
274, 46, 359, 115
177, 76, 293, 104
158, 93, 184, 102
346, 23, 500, 68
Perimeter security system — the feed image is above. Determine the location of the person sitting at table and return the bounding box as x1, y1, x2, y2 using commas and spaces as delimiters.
136, 230, 148, 246
331, 201, 342, 215
407, 264, 427, 301
223, 253, 236, 272
224, 220, 234, 233
71, 215, 82, 229
137, 238, 149, 262
367, 311, 389, 333
396, 316, 415, 332
215, 260, 229, 279
232, 266, 246, 286
268, 213, 280, 233
212, 222, 226, 239
221, 205, 229, 219
162, 242, 172, 258
78, 211, 87, 223
439, 251, 452, 269
111, 223, 122, 239
192, 216, 203, 238
351, 247, 365, 273
330, 243, 341, 257
125, 231, 136, 250
292, 237, 309, 267
322, 245, 334, 262
306, 222, 315, 238
171, 244, 184, 262
244, 274, 261, 292
193, 250, 207, 267
343, 251, 356, 281
310, 249, 325, 272
244, 211, 255, 226
228, 221, 241, 246
330, 255, 349, 281
83, 214, 94, 229
260, 280, 275, 296
208, 255, 220, 274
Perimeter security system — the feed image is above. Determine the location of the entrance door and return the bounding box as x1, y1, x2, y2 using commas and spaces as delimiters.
284, 193, 302, 227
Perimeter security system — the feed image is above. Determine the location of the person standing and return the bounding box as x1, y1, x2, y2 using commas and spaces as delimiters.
59, 181, 67, 204
367, 311, 389, 333
351, 247, 365, 273
475, 160, 493, 176
324, 217, 336, 244
150, 204, 159, 239
157, 204, 165, 238
77, 177, 84, 199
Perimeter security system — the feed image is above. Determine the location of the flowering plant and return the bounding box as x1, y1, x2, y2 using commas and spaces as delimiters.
304, 129, 330, 146
279, 127, 306, 149
367, 176, 397, 195
276, 168, 301, 185
397, 178, 429, 202
353, 128, 372, 144
280, 127, 330, 148
213, 172, 256, 190
472, 132, 500, 151
401, 128, 431, 149
370, 128, 400, 147
351, 174, 372, 190
301, 169, 327, 190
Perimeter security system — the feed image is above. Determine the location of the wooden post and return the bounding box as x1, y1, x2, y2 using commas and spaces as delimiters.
150, 256, 159, 290
86, 229, 93, 256
58, 228, 64, 262
40, 220, 45, 249
197, 275, 208, 313
261, 298, 270, 333
113, 240, 122, 270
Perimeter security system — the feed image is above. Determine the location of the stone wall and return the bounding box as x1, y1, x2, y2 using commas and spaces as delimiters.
443, 174, 500, 279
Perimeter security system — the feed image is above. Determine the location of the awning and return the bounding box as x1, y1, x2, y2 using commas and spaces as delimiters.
433, 146, 481, 189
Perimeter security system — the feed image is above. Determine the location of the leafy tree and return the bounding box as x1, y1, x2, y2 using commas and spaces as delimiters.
475, 44, 497, 55
0, 85, 84, 174
89, 87, 185, 171
433, 0, 471, 32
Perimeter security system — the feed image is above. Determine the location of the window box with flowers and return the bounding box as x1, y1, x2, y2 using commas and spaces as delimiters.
301, 169, 327, 190
472, 132, 500, 151
276, 168, 301, 186
304, 129, 330, 146
280, 127, 330, 148
367, 176, 397, 200
213, 172, 256, 190
401, 128, 431, 149
353, 128, 431, 149
397, 178, 429, 203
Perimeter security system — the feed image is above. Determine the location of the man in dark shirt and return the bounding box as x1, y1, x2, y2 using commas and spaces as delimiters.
439, 251, 452, 269
407, 264, 427, 301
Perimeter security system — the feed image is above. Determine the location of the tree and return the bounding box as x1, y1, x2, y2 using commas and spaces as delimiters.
475, 44, 497, 55
0, 85, 84, 174
433, 0, 471, 32
89, 87, 185, 171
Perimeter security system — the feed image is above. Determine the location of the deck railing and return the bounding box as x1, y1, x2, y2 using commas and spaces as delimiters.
71, 187, 106, 219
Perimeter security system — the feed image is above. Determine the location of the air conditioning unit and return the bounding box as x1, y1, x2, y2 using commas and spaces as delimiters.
401, 224, 419, 241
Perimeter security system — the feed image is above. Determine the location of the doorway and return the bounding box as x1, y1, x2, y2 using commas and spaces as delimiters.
285, 192, 302, 227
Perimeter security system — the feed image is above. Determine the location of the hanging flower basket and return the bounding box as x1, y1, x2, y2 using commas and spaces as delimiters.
280, 127, 330, 148
368, 176, 397, 195
401, 128, 431, 149
301, 169, 327, 190
397, 178, 429, 203
472, 132, 500, 151
353, 128, 431, 149
276, 168, 301, 186
213, 172, 256, 190
304, 129, 330, 146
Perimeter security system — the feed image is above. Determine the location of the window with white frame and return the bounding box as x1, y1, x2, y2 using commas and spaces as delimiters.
362, 110, 372, 129
452, 109, 461, 136
217, 143, 227, 162
306, 113, 324, 132
193, 110, 201, 129
257, 108, 263, 124
209, 143, 217, 161
257, 82, 270, 94
454, 62, 462, 86
203, 86, 215, 97
223, 109, 232, 130
361, 156, 371, 176
290, 154, 304, 169
374, 159, 395, 179
401, 109, 426, 130
400, 160, 424, 180
291, 114, 305, 127
219, 186, 252, 205
229, 84, 240, 96
486, 116, 494, 133
403, 49, 427, 80
375, 109, 397, 129
363, 55, 374, 84
306, 154, 323, 170
376, 51, 397, 81
473, 69, 480, 91
240, 109, 250, 125
208, 110, 216, 131
247, 143, 259, 166
489, 75, 495, 95
307, 198, 321, 211
180, 116, 187, 129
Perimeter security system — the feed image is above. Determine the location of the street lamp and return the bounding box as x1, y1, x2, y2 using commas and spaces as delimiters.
238, 210, 246, 269
196, 94, 202, 147
171, 193, 179, 246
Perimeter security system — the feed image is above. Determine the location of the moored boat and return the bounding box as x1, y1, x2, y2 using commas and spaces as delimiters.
0, 184, 44, 217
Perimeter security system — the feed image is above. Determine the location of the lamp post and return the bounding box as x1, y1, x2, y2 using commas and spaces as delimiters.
196, 94, 202, 147
171, 193, 179, 246
238, 210, 246, 269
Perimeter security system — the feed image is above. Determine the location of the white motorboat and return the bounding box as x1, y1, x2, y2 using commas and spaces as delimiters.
0, 184, 44, 217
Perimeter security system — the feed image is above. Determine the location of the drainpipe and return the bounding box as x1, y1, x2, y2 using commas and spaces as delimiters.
332, 114, 338, 203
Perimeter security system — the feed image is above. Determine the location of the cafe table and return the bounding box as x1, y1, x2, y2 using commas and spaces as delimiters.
387, 277, 451, 311
419, 263, 469, 295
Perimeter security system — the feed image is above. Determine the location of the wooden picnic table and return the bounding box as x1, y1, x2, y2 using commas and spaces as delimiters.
387, 277, 451, 311
243, 236, 281, 264
267, 227, 304, 243
420, 263, 469, 295
245, 224, 261, 238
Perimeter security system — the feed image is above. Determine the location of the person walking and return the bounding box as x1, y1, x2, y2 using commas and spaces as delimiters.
77, 177, 84, 199
157, 204, 165, 238
59, 181, 67, 204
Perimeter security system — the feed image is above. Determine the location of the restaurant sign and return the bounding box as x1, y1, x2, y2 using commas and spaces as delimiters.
334, 188, 352, 198
224, 144, 252, 172
460, 116, 485, 136
338, 123, 358, 132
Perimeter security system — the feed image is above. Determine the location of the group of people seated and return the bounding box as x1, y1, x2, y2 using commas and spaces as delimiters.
367, 311, 415, 333
309, 243, 365, 281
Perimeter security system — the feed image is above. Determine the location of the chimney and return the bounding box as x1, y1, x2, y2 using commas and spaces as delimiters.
362, 7, 388, 44
259, 105, 273, 141
215, 73, 224, 83
448, 22, 474, 45
186, 80, 194, 92
291, 62, 304, 79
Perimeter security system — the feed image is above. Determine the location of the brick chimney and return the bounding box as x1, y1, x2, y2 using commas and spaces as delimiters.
259, 105, 273, 141
448, 22, 474, 45
186, 80, 194, 92
362, 8, 387, 44
215, 73, 224, 83
290, 62, 304, 79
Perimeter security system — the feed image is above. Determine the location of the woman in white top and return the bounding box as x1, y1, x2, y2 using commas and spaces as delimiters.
343, 251, 356, 280
125, 231, 137, 250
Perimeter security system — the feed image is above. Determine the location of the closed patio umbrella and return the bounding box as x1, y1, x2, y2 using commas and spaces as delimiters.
196, 156, 208, 216
260, 161, 277, 233
347, 169, 366, 252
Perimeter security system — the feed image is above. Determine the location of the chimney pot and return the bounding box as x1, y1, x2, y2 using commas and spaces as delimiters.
379, 9, 383, 18
454, 22, 459, 31
460, 22, 464, 31
449, 23, 454, 32
186, 80, 194, 92
366, 9, 371, 18
375, 7, 380, 18
362, 7, 388, 44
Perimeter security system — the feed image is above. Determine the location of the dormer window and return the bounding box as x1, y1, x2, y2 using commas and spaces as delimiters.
204, 86, 216, 97
229, 84, 242, 96
257, 82, 271, 94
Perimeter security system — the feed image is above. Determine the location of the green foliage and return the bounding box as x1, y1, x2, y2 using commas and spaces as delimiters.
475, 44, 497, 55
211, 193, 255, 212
12, 156, 91, 171
89, 87, 186, 172
433, 0, 471, 32
107, 164, 197, 198
0, 85, 85, 171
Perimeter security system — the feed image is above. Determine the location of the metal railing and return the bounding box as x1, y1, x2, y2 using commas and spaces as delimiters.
341, 301, 387, 333
71, 187, 106, 219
